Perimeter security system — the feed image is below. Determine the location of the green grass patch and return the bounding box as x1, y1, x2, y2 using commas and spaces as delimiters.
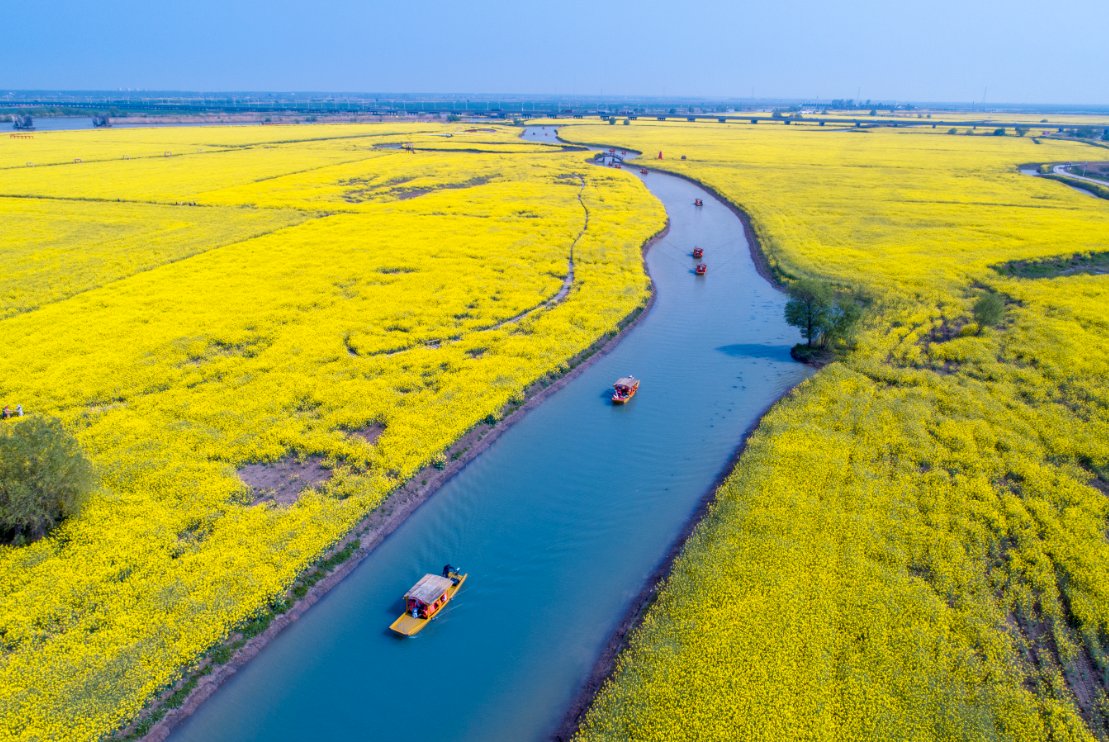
993, 251, 1109, 279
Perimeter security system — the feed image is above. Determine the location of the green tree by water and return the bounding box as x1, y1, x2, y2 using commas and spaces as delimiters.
0, 417, 95, 545
785, 279, 865, 356
784, 279, 832, 346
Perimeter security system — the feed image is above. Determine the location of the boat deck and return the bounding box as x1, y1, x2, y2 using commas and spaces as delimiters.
389, 613, 428, 636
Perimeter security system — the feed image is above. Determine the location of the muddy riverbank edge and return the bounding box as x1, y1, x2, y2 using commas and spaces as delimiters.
132, 218, 671, 742
548, 129, 805, 740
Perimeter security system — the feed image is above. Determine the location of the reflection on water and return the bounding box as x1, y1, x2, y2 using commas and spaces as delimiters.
171, 126, 812, 742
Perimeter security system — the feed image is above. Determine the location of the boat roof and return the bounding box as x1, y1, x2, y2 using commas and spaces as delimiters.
614, 376, 638, 387
405, 574, 453, 604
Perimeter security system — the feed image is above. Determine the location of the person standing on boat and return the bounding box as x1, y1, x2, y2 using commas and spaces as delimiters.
442, 564, 461, 586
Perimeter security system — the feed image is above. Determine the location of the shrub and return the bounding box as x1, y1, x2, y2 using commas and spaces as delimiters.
0, 417, 95, 544
972, 291, 1006, 333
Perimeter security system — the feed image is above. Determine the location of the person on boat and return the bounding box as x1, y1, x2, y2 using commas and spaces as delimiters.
443, 564, 462, 585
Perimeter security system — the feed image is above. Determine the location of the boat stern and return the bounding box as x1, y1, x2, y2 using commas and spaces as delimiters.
389, 613, 429, 637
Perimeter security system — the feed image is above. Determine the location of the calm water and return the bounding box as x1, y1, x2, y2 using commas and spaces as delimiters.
171, 126, 811, 741
8, 117, 97, 131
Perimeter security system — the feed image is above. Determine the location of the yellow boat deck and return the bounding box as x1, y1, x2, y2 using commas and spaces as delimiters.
389, 573, 467, 637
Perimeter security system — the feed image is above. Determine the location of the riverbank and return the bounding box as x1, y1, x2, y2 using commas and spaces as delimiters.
134, 216, 671, 741
545, 130, 803, 740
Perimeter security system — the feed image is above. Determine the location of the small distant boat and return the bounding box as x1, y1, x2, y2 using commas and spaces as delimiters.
389, 567, 467, 637
612, 376, 640, 405
692, 246, 704, 259
640, 168, 648, 175
695, 263, 708, 276
693, 198, 704, 207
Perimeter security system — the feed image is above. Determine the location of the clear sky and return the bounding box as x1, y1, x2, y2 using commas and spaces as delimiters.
4, 0, 1106, 104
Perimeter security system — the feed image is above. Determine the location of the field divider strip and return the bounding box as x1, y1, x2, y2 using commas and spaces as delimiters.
348, 173, 589, 359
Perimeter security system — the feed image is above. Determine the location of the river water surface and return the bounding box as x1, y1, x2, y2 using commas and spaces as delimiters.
170, 126, 811, 741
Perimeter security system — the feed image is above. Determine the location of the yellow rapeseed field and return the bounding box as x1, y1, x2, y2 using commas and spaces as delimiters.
559, 122, 1109, 739
0, 123, 664, 739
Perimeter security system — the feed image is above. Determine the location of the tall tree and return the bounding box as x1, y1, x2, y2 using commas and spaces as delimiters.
784, 279, 833, 346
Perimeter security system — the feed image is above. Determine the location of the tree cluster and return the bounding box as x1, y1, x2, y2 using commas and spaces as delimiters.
0, 417, 95, 545
784, 279, 864, 350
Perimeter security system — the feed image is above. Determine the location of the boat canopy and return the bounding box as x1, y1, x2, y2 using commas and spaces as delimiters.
614, 376, 638, 388
405, 574, 453, 604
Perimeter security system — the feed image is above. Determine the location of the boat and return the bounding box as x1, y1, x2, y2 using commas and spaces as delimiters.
694, 198, 704, 207
389, 567, 468, 637
695, 263, 708, 276
692, 246, 704, 259
612, 376, 640, 404
639, 168, 648, 175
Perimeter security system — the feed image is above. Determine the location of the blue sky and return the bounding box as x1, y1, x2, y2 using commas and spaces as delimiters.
4, 0, 1106, 104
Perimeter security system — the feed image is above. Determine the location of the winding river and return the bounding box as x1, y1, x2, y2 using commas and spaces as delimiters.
169, 126, 811, 741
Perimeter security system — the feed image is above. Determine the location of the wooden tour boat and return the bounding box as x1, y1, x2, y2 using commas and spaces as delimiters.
695, 263, 708, 276
612, 376, 640, 405
692, 246, 704, 259
389, 566, 468, 637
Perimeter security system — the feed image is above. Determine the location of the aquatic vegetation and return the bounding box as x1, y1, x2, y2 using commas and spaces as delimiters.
0, 123, 664, 739
560, 122, 1109, 739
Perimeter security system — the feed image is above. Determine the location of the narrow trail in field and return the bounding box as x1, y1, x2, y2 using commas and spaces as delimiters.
488, 173, 587, 328
346, 173, 588, 358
